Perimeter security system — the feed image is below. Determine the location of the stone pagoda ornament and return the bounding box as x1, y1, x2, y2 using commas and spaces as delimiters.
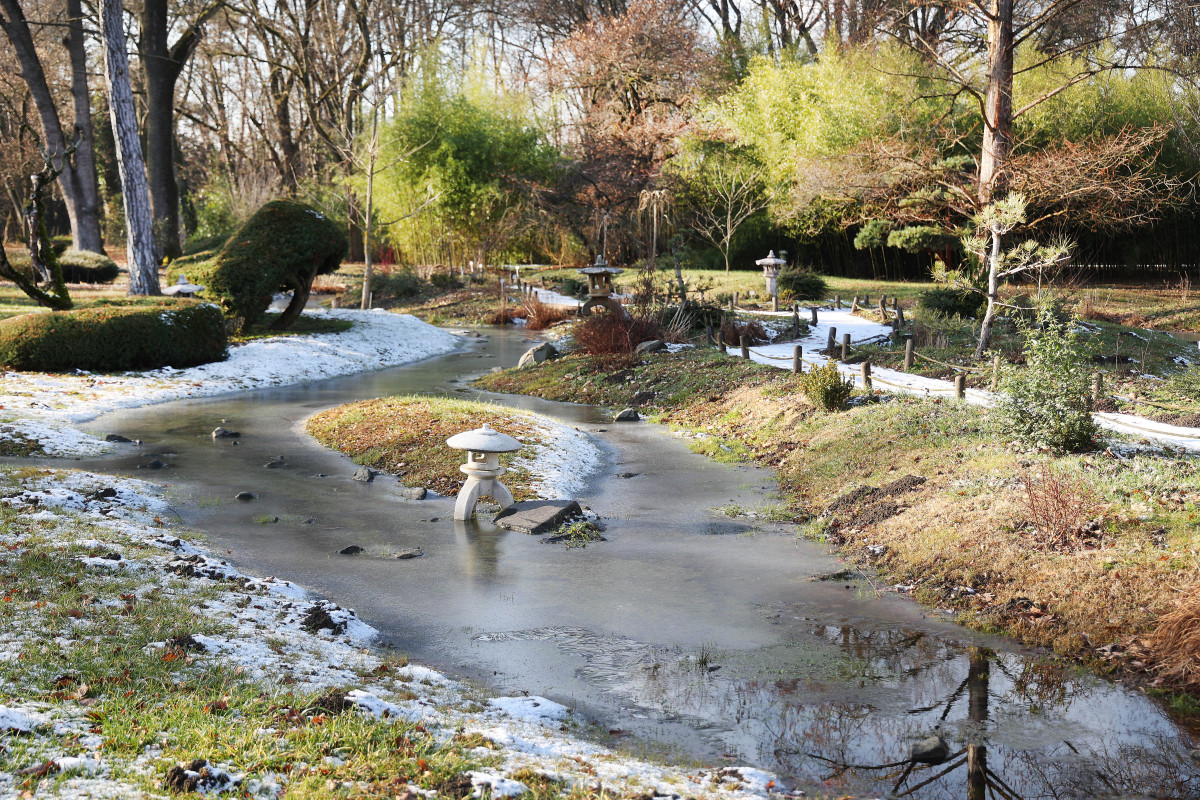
577, 254, 629, 319
755, 250, 786, 299
445, 423, 522, 521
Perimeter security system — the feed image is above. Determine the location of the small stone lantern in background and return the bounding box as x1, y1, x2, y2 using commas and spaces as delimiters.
446, 424, 522, 521
756, 251, 786, 302
578, 254, 629, 318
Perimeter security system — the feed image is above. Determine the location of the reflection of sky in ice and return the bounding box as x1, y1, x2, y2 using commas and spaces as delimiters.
478, 619, 1198, 799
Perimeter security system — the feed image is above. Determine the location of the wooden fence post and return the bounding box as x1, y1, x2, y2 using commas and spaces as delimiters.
740, 334, 750, 359
851, 296, 860, 312
834, 294, 841, 309
706, 321, 714, 346
772, 293, 779, 312
878, 298, 888, 321
733, 291, 739, 309
1091, 371, 1103, 404
904, 338, 914, 372
793, 345, 802, 374
718, 331, 726, 354
897, 307, 905, 327
861, 361, 872, 391
791, 308, 800, 337
841, 333, 850, 362
992, 355, 1002, 391
826, 326, 837, 355
955, 374, 966, 399
810, 307, 818, 326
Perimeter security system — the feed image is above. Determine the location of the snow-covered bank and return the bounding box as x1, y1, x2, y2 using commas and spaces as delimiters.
0, 468, 789, 799
744, 306, 1200, 452
0, 309, 461, 458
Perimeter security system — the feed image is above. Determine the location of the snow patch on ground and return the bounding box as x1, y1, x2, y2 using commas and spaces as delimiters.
0, 309, 462, 458
510, 416, 603, 499
743, 306, 1200, 452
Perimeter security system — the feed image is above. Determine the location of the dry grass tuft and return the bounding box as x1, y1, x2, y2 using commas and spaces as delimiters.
1151, 586, 1200, 688
572, 312, 666, 357
1017, 463, 1104, 551
720, 319, 768, 347
521, 297, 570, 330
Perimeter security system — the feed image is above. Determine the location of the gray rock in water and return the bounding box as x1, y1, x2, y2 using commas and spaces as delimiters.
212, 427, 240, 439
614, 408, 639, 422
143, 459, 166, 470
339, 545, 364, 555
910, 735, 951, 765
234, 492, 257, 501
634, 339, 666, 354
517, 342, 558, 368
264, 456, 286, 469
395, 548, 423, 559
105, 434, 134, 443
400, 487, 427, 500
353, 466, 377, 482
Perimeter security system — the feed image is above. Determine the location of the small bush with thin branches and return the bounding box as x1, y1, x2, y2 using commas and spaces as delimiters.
572, 312, 667, 357
1016, 463, 1104, 551
522, 298, 570, 331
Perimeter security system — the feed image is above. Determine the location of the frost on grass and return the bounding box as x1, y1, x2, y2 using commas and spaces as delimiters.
508, 415, 602, 499
0, 466, 788, 799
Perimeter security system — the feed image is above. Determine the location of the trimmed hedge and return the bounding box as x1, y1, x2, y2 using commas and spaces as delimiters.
0, 303, 228, 372
778, 268, 828, 301
918, 287, 985, 319
183, 200, 347, 329
59, 249, 120, 284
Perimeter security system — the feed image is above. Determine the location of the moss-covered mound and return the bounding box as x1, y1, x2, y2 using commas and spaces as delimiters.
184, 200, 347, 331
0, 302, 227, 372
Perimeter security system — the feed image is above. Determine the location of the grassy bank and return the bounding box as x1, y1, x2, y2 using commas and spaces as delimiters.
305, 397, 544, 498
475, 348, 1200, 710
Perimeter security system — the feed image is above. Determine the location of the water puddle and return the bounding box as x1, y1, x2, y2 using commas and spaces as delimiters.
47, 326, 1198, 798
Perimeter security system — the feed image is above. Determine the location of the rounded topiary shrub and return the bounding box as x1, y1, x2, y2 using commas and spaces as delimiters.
186, 200, 348, 331
918, 287, 985, 319
0, 303, 227, 372
58, 249, 119, 284
778, 268, 828, 301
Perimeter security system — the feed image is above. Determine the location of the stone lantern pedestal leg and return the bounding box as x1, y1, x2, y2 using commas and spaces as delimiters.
453, 470, 515, 521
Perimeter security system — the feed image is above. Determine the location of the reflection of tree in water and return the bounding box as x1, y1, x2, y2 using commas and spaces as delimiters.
786, 644, 1200, 799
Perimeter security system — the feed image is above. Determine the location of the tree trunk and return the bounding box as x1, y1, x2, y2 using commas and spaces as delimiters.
975, 223, 1002, 358
139, 0, 218, 261
101, 0, 160, 295
0, 0, 104, 252
66, 0, 104, 253
978, 0, 1014, 204
975, 0, 1014, 357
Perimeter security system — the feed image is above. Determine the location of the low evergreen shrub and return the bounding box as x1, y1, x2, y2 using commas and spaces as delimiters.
58, 249, 119, 284
996, 317, 1097, 453
778, 268, 827, 301
429, 271, 462, 291
370, 268, 423, 301
559, 277, 587, 299
0, 303, 227, 372
918, 287, 985, 319
799, 361, 854, 411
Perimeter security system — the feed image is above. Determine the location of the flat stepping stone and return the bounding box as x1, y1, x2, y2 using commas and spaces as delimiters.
494, 500, 583, 535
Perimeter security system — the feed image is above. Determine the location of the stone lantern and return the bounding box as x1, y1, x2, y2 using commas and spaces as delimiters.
445, 423, 522, 521
755, 251, 786, 299
577, 254, 628, 318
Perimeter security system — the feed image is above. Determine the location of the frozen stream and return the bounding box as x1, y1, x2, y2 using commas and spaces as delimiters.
68, 328, 1197, 798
